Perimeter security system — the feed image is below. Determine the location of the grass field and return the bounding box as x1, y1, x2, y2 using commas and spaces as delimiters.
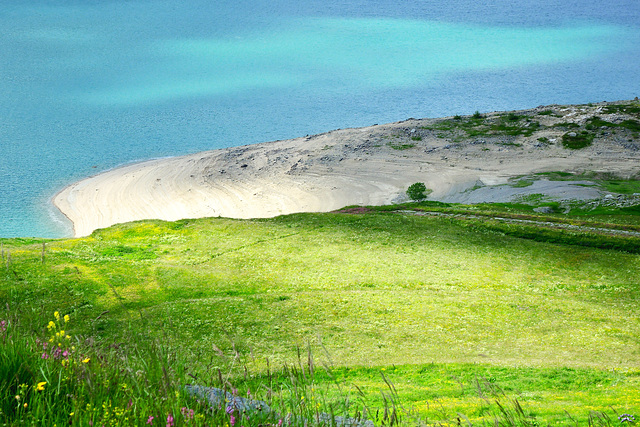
1, 201, 639, 425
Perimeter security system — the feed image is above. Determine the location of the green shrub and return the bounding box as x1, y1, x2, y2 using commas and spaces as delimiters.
585, 116, 616, 130
603, 103, 640, 115
388, 142, 415, 150
407, 182, 428, 200
511, 179, 534, 188
561, 131, 594, 149
621, 119, 640, 131
553, 122, 580, 129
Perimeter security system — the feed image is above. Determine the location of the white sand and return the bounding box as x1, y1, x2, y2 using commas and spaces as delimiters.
54, 104, 640, 237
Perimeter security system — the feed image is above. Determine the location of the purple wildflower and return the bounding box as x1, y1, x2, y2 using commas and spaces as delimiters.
619, 414, 636, 423
146, 415, 154, 425
41, 352, 49, 359
166, 414, 174, 427
180, 407, 194, 420
230, 415, 236, 426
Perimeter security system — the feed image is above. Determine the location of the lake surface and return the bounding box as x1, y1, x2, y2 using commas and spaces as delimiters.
1, 0, 639, 238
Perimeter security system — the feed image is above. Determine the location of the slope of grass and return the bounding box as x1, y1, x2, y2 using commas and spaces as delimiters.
1, 205, 639, 425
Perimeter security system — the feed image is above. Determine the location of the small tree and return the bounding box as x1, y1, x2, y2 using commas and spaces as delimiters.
407, 182, 427, 200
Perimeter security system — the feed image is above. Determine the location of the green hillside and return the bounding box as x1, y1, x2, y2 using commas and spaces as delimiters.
1, 202, 639, 425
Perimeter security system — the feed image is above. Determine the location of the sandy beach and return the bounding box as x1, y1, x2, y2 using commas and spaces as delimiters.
54, 101, 640, 237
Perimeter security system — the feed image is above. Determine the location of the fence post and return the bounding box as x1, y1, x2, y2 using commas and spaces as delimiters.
41, 242, 46, 264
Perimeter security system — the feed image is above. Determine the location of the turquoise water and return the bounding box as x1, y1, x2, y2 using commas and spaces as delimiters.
1, 0, 639, 237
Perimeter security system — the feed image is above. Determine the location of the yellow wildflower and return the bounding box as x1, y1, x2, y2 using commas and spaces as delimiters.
15, 395, 20, 401
54, 311, 60, 321
36, 382, 46, 391
24, 403, 27, 409
82, 358, 90, 364
64, 314, 70, 323
66, 335, 70, 340
47, 321, 55, 330
70, 412, 74, 416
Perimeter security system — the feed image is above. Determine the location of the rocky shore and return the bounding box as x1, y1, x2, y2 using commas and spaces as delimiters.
54, 100, 640, 237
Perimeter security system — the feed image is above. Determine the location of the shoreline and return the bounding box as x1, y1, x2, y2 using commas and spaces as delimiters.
54, 101, 640, 237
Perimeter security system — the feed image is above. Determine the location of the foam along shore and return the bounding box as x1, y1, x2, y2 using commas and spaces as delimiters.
54, 101, 640, 237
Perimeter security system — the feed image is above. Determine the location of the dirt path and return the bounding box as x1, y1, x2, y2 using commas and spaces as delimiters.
397, 210, 640, 237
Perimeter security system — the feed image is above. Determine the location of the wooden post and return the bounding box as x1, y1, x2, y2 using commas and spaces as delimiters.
6, 252, 10, 269
41, 242, 46, 264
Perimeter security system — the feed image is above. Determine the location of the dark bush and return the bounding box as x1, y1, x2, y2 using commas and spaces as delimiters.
407, 182, 428, 200
562, 132, 593, 149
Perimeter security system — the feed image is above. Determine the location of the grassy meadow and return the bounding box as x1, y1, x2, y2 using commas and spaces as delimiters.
1, 201, 639, 425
